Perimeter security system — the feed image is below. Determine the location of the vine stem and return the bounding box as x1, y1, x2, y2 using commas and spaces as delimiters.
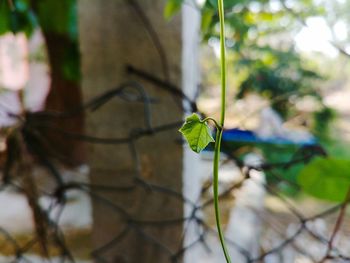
213, 0, 232, 262
202, 117, 222, 131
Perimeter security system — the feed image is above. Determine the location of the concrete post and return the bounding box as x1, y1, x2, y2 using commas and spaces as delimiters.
78, 1, 184, 261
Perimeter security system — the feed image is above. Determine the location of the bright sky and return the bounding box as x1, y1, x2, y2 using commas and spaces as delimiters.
294, 17, 349, 58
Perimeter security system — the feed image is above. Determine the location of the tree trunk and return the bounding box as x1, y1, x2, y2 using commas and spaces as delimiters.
78, 1, 184, 262
41, 32, 85, 165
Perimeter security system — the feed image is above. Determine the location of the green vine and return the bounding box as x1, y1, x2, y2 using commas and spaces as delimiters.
179, 0, 232, 261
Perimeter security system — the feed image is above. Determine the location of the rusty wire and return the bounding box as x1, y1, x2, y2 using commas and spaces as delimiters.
0, 1, 349, 261
0, 68, 348, 263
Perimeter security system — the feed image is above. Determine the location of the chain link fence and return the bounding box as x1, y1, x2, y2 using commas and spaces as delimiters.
0, 66, 348, 263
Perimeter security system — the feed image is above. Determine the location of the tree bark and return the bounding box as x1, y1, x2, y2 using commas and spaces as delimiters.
42, 32, 85, 165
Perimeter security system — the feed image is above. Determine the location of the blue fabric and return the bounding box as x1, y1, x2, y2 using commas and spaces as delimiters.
221, 128, 316, 146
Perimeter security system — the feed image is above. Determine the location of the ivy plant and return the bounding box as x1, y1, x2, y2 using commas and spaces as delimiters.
179, 0, 232, 261
179, 113, 215, 153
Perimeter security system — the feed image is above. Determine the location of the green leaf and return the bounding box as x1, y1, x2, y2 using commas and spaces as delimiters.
201, 8, 215, 33
36, 0, 77, 39
179, 113, 215, 153
298, 158, 350, 202
0, 0, 37, 36
164, 0, 183, 20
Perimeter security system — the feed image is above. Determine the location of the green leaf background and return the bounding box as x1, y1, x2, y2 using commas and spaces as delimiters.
298, 158, 350, 202
164, 0, 183, 20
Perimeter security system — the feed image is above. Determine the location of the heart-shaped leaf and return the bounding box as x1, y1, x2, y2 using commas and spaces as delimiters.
298, 157, 350, 202
179, 113, 215, 153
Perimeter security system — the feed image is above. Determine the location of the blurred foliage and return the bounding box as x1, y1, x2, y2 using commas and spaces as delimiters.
167, 0, 326, 117
164, 0, 183, 20
167, 0, 350, 200
298, 157, 350, 202
0, 0, 349, 202
35, 0, 77, 40
235, 45, 323, 117
312, 106, 337, 140
0, 0, 77, 38
0, 0, 80, 82
0, 0, 37, 35
33, 0, 80, 82
317, 0, 350, 47
0, 0, 77, 40
219, 138, 313, 195
204, 0, 324, 117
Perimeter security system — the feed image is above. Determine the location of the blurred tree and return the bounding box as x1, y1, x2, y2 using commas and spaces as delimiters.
168, 0, 325, 118
235, 45, 322, 117
166, 0, 340, 195
31, 0, 85, 165
0, 0, 84, 165
315, 0, 350, 55
204, 0, 324, 118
